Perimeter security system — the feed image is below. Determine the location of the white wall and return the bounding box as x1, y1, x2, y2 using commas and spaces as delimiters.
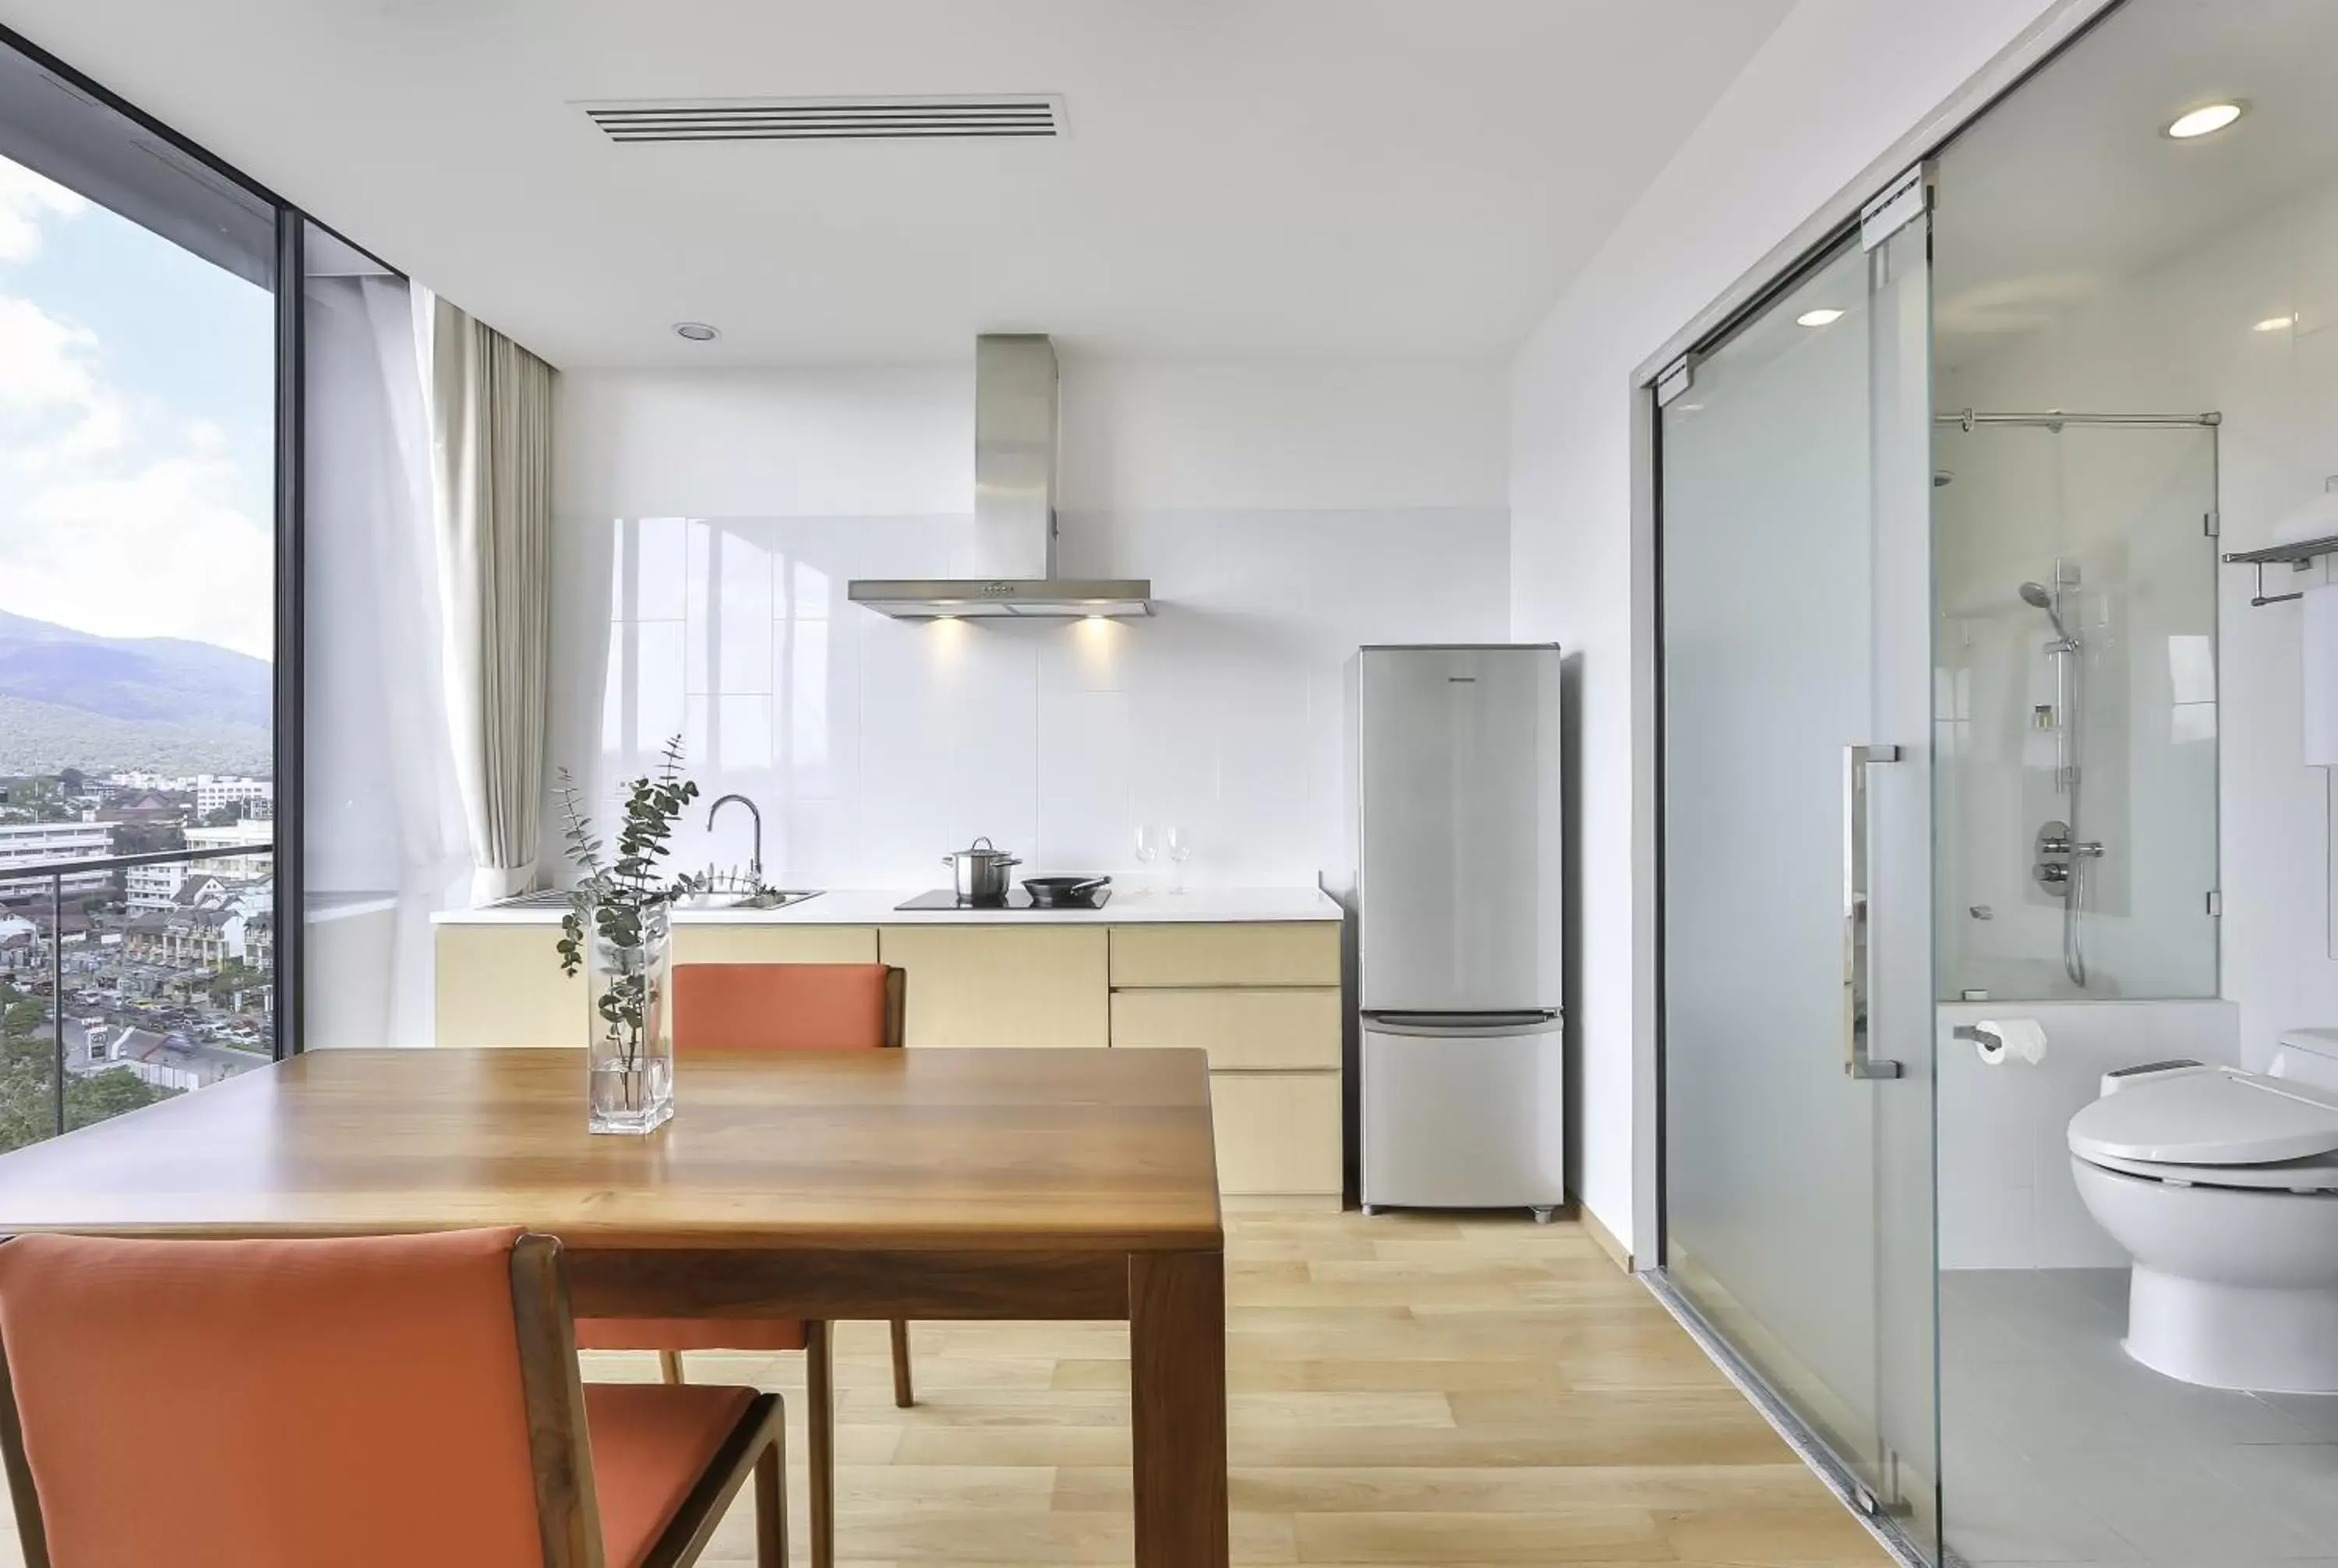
1506, 0, 2068, 1255
549, 358, 1510, 890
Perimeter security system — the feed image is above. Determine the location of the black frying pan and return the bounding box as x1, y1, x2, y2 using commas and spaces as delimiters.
1022, 874, 1111, 908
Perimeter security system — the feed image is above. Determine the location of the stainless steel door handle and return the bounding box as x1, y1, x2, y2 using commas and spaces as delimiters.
1843, 743, 1905, 1081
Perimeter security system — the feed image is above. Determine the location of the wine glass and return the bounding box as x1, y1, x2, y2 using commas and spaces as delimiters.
1134, 825, 1160, 888
1166, 826, 1192, 894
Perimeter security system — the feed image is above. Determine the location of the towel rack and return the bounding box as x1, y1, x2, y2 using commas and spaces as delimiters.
2223, 535, 2338, 607
2224, 478, 2338, 606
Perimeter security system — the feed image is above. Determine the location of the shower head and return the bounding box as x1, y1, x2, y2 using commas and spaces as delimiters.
2019, 580, 2074, 643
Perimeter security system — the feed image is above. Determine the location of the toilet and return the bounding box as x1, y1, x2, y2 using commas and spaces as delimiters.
2068, 1028, 2338, 1393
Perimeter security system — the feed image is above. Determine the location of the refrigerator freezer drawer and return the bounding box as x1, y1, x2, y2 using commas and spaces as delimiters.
1361, 1025, 1566, 1209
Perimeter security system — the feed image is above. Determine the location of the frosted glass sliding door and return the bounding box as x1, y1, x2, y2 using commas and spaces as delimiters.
1659, 210, 1940, 1559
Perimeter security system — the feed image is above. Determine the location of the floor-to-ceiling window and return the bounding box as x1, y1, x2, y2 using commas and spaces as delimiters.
0, 24, 428, 1143
0, 34, 282, 1147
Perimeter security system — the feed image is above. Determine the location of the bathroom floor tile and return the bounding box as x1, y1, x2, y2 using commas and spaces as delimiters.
1942, 1270, 2338, 1567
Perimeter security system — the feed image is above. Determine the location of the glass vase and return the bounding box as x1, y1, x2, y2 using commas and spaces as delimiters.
584, 901, 674, 1135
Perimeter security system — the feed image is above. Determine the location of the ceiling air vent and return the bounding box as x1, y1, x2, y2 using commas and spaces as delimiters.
577, 95, 1064, 144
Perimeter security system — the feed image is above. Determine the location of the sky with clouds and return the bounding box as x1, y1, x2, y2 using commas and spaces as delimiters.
0, 154, 274, 660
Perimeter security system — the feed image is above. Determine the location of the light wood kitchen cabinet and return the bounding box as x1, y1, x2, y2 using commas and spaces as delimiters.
434, 925, 583, 1047
1208, 1072, 1344, 1195
1109, 987, 1341, 1070
1108, 921, 1340, 988
434, 923, 878, 1047
878, 926, 1110, 1048
675, 925, 878, 965
1108, 920, 1345, 1201
436, 912, 1346, 1200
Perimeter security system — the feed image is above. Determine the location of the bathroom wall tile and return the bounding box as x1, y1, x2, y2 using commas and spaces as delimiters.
1936, 1001, 2241, 1270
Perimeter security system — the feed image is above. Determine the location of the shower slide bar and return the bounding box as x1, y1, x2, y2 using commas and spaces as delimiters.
1934, 408, 2221, 429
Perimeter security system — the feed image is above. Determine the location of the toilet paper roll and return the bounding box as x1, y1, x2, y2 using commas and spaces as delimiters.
1975, 1017, 2047, 1066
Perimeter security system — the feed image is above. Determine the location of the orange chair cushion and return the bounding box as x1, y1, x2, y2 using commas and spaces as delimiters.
0, 1227, 543, 1568
575, 1315, 808, 1352
584, 1381, 758, 1568
673, 962, 890, 1051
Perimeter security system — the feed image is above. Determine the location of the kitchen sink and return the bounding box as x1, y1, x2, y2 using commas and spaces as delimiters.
490, 888, 823, 912
672, 888, 824, 911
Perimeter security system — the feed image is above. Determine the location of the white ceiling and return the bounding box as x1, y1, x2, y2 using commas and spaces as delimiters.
0, 0, 1793, 367
1933, 0, 2338, 366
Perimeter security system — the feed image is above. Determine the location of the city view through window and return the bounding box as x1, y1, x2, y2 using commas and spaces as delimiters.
0, 150, 275, 1150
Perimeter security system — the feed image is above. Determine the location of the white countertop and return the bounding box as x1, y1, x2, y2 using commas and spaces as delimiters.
432, 885, 1344, 927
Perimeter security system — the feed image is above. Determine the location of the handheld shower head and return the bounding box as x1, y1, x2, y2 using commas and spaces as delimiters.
2019, 581, 2074, 644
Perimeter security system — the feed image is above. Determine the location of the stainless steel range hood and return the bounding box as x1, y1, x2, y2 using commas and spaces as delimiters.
848, 334, 1152, 619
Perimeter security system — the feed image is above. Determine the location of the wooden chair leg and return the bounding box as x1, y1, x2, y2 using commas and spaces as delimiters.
806, 1320, 834, 1568
889, 1319, 915, 1408
658, 1349, 684, 1385
754, 1427, 787, 1568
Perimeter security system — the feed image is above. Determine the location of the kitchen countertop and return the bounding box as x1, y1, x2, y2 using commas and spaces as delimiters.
431, 885, 1344, 927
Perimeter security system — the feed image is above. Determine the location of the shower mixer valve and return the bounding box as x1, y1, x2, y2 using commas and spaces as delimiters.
2034, 819, 2103, 898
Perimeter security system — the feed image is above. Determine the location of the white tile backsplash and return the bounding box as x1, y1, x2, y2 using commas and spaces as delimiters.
567, 507, 1510, 889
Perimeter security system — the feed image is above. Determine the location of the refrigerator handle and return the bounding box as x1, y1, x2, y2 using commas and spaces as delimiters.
1361, 1009, 1561, 1037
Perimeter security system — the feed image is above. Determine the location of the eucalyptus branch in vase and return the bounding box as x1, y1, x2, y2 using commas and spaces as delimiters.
555, 736, 704, 1107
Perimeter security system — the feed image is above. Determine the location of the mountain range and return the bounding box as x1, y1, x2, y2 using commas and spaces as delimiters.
0, 610, 272, 775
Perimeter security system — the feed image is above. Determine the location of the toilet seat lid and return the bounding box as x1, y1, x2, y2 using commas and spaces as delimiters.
2078, 1147, 2338, 1192
2068, 1070, 2338, 1167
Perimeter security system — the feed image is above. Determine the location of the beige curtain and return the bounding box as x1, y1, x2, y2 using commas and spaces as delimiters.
426, 295, 554, 906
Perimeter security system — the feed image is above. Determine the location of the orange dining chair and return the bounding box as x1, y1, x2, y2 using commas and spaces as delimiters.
0, 1226, 784, 1568
575, 960, 913, 1568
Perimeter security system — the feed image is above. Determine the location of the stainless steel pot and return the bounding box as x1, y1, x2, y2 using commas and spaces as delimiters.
942, 835, 1021, 902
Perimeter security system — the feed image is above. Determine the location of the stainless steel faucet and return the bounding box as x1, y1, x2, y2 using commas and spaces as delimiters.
707, 794, 763, 881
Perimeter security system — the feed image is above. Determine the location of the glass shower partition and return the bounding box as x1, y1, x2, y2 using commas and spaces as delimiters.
1658, 187, 1942, 1561
1932, 417, 2220, 1001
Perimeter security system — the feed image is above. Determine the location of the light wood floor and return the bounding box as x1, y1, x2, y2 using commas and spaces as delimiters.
0, 1210, 1892, 1566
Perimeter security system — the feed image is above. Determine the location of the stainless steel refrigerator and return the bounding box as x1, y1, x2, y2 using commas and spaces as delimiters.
1344, 644, 1565, 1218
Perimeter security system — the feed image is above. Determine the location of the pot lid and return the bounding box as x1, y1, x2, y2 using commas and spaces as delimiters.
2069, 1069, 2338, 1167
946, 836, 1016, 860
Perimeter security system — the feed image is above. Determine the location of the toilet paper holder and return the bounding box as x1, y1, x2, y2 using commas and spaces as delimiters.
1952, 1024, 2001, 1047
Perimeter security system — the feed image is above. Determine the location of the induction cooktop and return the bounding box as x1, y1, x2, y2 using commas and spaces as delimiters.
895, 888, 1112, 911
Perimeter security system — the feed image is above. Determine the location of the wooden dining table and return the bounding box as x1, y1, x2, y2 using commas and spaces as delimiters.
0, 1045, 1230, 1567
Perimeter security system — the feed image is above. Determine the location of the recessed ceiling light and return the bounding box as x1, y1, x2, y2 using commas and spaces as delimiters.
1797, 309, 1845, 327
673, 321, 719, 342
2165, 101, 2244, 139
2255, 314, 2297, 333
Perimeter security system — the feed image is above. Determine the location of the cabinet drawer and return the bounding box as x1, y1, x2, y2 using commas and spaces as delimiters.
675, 925, 878, 965
1212, 1072, 1343, 1195
1109, 922, 1340, 987
1111, 987, 1341, 1070
878, 926, 1109, 1048
434, 926, 582, 1047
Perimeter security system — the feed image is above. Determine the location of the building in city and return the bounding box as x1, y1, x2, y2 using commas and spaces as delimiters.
0, 821, 111, 899
192, 777, 274, 820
